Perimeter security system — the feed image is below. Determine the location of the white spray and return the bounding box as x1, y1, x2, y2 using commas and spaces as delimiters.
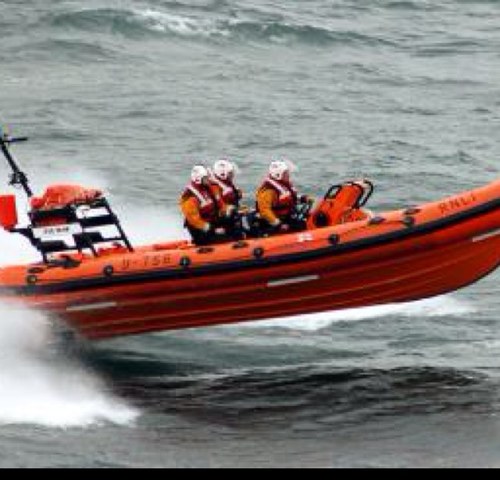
0, 303, 138, 427
0, 166, 160, 428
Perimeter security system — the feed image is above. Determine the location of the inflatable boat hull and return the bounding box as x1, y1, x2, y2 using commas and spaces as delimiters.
1, 179, 499, 339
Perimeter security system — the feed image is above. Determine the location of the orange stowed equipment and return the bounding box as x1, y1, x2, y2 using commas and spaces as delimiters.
0, 194, 18, 230
30, 184, 102, 211
180, 182, 225, 232
256, 177, 298, 227
29, 184, 103, 227
307, 180, 374, 229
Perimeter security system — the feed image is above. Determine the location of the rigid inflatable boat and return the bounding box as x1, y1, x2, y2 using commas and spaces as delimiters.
0, 133, 499, 340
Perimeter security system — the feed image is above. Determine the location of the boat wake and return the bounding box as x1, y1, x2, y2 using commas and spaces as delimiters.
236, 295, 475, 332
0, 303, 138, 427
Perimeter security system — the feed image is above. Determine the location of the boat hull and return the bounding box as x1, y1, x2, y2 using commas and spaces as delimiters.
61, 214, 500, 339
1, 180, 499, 339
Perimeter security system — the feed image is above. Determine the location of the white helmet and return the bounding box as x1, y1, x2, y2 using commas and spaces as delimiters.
213, 159, 235, 181
268, 160, 289, 181
191, 165, 209, 185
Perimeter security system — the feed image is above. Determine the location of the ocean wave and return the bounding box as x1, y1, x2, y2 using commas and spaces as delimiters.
383, 0, 440, 11
413, 39, 485, 57
47, 8, 156, 37
17, 38, 115, 62
135, 8, 224, 37
45, 7, 394, 46
113, 364, 491, 424
227, 20, 395, 46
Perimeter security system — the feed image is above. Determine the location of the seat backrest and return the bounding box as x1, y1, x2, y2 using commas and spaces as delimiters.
307, 181, 372, 229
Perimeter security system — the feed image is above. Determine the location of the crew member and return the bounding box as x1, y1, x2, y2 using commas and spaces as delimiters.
180, 165, 227, 245
210, 159, 244, 239
255, 160, 311, 234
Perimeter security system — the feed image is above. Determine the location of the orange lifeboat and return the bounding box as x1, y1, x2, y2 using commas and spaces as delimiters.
0, 133, 499, 340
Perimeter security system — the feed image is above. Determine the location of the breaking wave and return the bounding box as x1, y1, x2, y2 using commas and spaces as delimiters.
45, 7, 394, 46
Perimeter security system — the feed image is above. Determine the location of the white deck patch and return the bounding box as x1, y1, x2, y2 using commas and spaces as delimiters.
267, 274, 320, 288
472, 228, 500, 243
33, 223, 83, 239
66, 302, 118, 313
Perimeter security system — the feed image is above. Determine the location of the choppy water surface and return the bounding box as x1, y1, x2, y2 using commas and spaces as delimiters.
0, 0, 499, 467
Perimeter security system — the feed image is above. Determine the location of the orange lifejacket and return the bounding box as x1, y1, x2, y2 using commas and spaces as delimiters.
180, 182, 221, 230
257, 177, 298, 223
210, 176, 241, 207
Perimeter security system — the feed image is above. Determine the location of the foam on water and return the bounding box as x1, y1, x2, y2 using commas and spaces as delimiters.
0, 303, 139, 427
134, 9, 223, 37
240, 296, 475, 331
0, 170, 152, 428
